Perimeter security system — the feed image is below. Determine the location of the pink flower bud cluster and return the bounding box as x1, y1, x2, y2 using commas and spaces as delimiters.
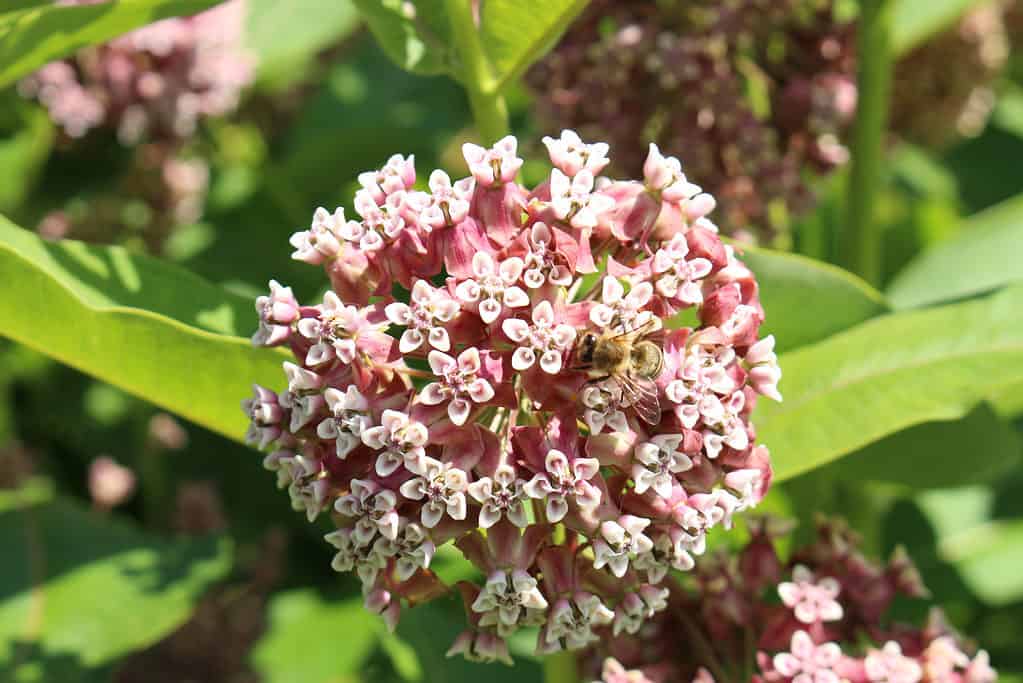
526, 0, 856, 242
243, 132, 782, 663
586, 518, 996, 683
20, 0, 255, 144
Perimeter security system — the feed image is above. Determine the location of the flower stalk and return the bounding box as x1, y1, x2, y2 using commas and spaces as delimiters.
445, 0, 510, 143
840, 0, 894, 285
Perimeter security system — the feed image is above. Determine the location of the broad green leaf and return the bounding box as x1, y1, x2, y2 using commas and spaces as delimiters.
736, 245, 890, 353
251, 590, 379, 682
351, 0, 453, 76
938, 518, 1023, 606
822, 403, 1020, 489
891, 0, 992, 55
246, 0, 361, 84
0, 0, 224, 90
478, 0, 588, 92
757, 284, 1023, 482
0, 480, 232, 678
887, 193, 1023, 310
0, 103, 53, 213
0, 216, 284, 443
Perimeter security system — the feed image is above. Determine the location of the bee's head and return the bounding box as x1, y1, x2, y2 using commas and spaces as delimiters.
577, 332, 598, 364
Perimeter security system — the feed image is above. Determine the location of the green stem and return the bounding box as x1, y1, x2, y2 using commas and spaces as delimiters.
445, 0, 510, 143
544, 650, 579, 683
840, 0, 893, 286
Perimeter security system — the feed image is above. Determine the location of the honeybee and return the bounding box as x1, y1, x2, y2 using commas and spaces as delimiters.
573, 316, 665, 425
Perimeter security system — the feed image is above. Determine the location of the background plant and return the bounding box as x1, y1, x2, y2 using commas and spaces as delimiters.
0, 0, 1021, 682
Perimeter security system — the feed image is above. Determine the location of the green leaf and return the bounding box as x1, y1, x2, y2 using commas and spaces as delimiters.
0, 215, 284, 443
939, 518, 1023, 606
0, 0, 224, 89
735, 245, 890, 352
246, 0, 362, 84
891, 0, 991, 55
477, 0, 588, 92
757, 284, 1023, 482
0, 480, 232, 678
251, 590, 379, 682
823, 403, 1021, 489
0, 102, 54, 214
887, 193, 1023, 310
351, 0, 453, 76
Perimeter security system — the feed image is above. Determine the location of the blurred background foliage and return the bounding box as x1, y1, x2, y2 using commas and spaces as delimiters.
0, 0, 1022, 682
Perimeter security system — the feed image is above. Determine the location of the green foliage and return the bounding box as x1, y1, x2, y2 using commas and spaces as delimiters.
0, 216, 283, 443
757, 284, 1023, 481
352, 0, 453, 76
890, 0, 991, 55
251, 590, 379, 682
0, 479, 232, 680
887, 194, 1023, 309
0, 0, 223, 90
736, 245, 890, 353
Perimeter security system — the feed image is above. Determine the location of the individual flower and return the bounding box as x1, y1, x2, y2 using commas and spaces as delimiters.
471, 570, 549, 636
543, 128, 611, 176
420, 348, 497, 426
361, 410, 429, 477
399, 455, 470, 528
590, 276, 654, 330
523, 449, 601, 523
778, 565, 844, 624
467, 464, 530, 528
316, 385, 372, 459
865, 641, 924, 683
632, 434, 694, 498
502, 300, 577, 374
542, 593, 615, 652
454, 253, 530, 324
385, 279, 460, 353
462, 136, 523, 186
252, 280, 300, 347
773, 631, 842, 683
550, 168, 616, 230
593, 516, 655, 578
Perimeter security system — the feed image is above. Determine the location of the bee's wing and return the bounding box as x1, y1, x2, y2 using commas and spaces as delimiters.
607, 317, 661, 343
612, 372, 662, 426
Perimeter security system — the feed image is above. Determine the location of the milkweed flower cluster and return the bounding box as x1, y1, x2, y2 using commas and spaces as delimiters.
526, 0, 856, 242
587, 518, 997, 683
243, 132, 782, 662
20, 0, 254, 143
20, 0, 253, 251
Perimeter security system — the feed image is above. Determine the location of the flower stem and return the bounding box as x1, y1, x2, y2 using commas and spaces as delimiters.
445, 0, 510, 143
544, 650, 579, 683
840, 0, 893, 286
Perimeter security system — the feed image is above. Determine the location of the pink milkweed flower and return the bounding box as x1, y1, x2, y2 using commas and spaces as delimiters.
360, 409, 429, 477
778, 565, 845, 624
643, 144, 703, 204
358, 153, 416, 204
373, 517, 436, 581
447, 626, 514, 666
421, 169, 475, 228
399, 455, 470, 528
471, 569, 549, 636
543, 129, 611, 177
420, 348, 497, 426
650, 234, 713, 307
316, 386, 371, 459
385, 279, 460, 353
324, 527, 389, 587
514, 221, 576, 289
296, 291, 365, 366
540, 592, 615, 653
593, 515, 655, 578
865, 642, 924, 683
467, 463, 530, 528
502, 300, 577, 374
454, 252, 530, 324
590, 276, 655, 330
290, 207, 344, 264
252, 279, 300, 346
773, 630, 843, 683
523, 448, 602, 523
632, 434, 694, 498
746, 334, 784, 402
923, 637, 972, 682
596, 658, 657, 683
550, 168, 615, 230
243, 384, 287, 449
581, 382, 630, 434
335, 478, 401, 543
613, 584, 670, 636
88, 456, 136, 509
463, 136, 523, 186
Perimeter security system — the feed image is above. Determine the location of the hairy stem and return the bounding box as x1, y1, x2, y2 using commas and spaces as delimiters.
840, 0, 893, 285
445, 0, 510, 143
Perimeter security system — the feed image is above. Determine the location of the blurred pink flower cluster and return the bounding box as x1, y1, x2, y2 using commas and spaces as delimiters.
589, 518, 996, 683
20, 0, 255, 143
243, 131, 782, 662
526, 0, 856, 242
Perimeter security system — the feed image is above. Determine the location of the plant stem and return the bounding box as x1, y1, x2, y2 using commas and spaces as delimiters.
840, 0, 893, 286
445, 0, 510, 143
544, 650, 579, 683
